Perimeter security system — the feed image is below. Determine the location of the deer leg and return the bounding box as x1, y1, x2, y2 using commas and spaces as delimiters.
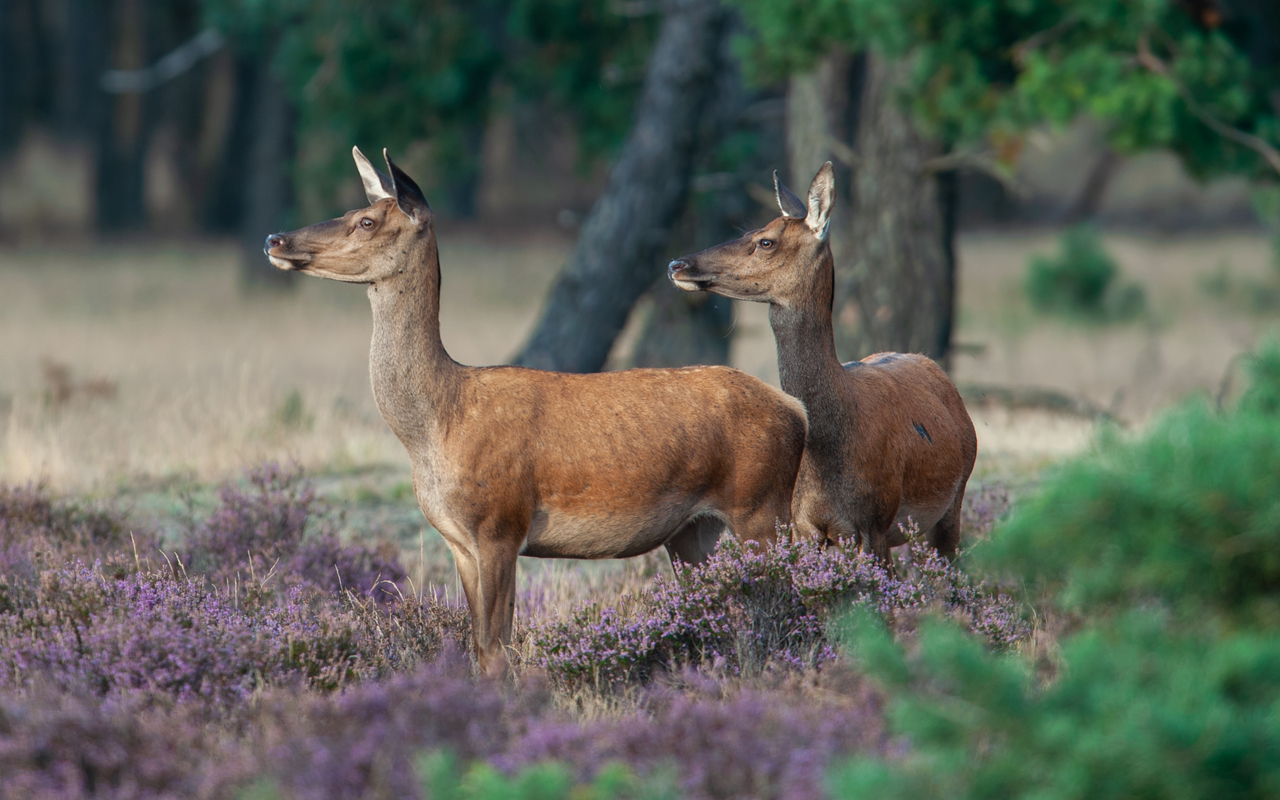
472, 526, 523, 676
442, 540, 484, 659
729, 496, 788, 550
664, 515, 727, 568
927, 492, 964, 559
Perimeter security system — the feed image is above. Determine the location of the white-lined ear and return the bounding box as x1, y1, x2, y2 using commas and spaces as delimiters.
383, 148, 431, 228
805, 161, 835, 240
353, 146, 394, 204
774, 170, 807, 218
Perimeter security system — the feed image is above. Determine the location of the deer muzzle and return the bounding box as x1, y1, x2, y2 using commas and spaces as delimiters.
668, 259, 715, 292
263, 233, 312, 271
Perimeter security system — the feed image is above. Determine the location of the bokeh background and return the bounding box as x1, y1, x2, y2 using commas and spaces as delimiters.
1, 0, 1277, 499
2, 4, 1280, 794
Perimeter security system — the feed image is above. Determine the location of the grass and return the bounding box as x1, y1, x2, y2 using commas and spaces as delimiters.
3, 230, 1273, 496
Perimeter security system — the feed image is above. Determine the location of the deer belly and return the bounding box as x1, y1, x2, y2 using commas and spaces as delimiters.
520, 506, 692, 560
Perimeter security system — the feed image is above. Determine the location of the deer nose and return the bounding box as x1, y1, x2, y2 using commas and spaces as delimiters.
263, 234, 285, 254
668, 259, 689, 278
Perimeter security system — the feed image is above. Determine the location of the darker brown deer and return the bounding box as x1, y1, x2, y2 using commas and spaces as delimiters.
668, 162, 976, 563
264, 148, 807, 673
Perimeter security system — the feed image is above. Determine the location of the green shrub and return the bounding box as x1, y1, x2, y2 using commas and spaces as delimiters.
1026, 225, 1144, 320
823, 338, 1280, 800
417, 754, 675, 800
828, 612, 1280, 800
1239, 336, 1280, 417
973, 393, 1280, 623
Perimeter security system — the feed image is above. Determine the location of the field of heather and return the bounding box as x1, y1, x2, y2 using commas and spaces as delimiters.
1, 231, 1279, 797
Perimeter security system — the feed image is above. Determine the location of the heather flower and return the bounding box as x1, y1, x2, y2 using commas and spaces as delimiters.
0, 564, 363, 703
185, 463, 407, 602
531, 530, 1027, 691
500, 675, 887, 800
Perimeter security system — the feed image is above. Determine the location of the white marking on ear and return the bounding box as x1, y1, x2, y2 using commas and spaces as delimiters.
773, 170, 808, 218
805, 161, 835, 241
353, 146, 393, 204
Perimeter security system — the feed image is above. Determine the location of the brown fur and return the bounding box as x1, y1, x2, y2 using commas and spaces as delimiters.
668, 162, 976, 563
264, 148, 807, 673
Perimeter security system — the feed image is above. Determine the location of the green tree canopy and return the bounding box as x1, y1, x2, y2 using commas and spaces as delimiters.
734, 0, 1280, 181
204, 0, 658, 213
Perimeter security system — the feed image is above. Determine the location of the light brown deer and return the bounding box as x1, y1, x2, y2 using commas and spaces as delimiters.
264, 148, 808, 673
668, 162, 976, 563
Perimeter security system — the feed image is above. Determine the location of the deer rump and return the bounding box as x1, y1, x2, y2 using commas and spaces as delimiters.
823, 352, 974, 547
420, 364, 807, 561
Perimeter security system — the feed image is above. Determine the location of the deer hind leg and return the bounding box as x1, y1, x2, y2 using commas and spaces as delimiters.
664, 515, 727, 568
926, 492, 964, 559
727, 492, 791, 551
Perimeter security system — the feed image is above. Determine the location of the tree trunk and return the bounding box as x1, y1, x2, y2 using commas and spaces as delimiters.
236, 56, 297, 290
629, 7, 754, 369
834, 51, 955, 368
200, 42, 297, 289
95, 0, 154, 233
513, 0, 728, 372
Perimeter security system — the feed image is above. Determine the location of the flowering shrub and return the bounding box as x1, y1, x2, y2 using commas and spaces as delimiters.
960, 480, 1012, 542
501, 672, 887, 800
0, 464, 1022, 798
531, 531, 1027, 691
186, 462, 407, 602
0, 483, 158, 598
0, 564, 364, 703
0, 686, 253, 799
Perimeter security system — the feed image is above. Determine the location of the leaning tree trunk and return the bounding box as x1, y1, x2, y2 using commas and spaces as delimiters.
514, 0, 728, 372
834, 51, 955, 368
629, 7, 752, 369
787, 51, 860, 271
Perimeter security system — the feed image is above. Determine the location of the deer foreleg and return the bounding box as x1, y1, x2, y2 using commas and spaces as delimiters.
472, 526, 523, 676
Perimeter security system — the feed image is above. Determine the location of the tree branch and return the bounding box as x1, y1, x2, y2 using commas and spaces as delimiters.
919, 151, 1022, 197
1012, 15, 1078, 68
1138, 31, 1280, 178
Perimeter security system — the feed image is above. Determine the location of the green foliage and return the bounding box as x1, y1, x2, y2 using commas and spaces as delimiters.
416, 753, 676, 800
1239, 335, 1280, 417
975, 394, 1280, 622
825, 348, 1280, 798
1252, 186, 1280, 268
274, 389, 313, 430
829, 612, 1280, 800
1025, 225, 1144, 320
732, 0, 1280, 180
204, 0, 656, 213
505, 0, 658, 164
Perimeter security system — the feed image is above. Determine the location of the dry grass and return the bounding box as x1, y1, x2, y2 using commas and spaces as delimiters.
1, 228, 1275, 497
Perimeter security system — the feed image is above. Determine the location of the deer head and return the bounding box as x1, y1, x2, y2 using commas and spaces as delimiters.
263, 147, 432, 284
668, 162, 835, 308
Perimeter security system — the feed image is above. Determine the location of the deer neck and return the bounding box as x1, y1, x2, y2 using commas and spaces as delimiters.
768, 247, 854, 457
366, 234, 461, 449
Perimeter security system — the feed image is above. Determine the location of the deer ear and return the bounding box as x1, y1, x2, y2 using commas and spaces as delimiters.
353, 146, 394, 204
383, 149, 431, 227
805, 161, 835, 240
774, 170, 808, 218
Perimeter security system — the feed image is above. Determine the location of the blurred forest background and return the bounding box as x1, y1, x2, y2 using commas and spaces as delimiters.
1, 0, 1279, 490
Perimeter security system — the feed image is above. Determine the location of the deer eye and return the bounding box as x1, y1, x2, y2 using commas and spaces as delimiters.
360, 218, 375, 229
758, 239, 775, 249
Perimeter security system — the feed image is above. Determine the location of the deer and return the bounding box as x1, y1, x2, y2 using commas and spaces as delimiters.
667, 162, 977, 564
263, 147, 808, 674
